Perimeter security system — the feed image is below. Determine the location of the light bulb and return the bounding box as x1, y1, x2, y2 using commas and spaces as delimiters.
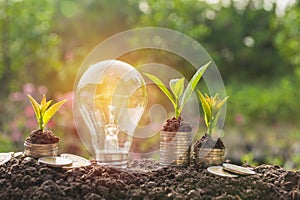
74, 60, 147, 168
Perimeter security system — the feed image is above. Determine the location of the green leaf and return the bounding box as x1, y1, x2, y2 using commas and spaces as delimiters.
211, 94, 228, 117
144, 73, 176, 109
27, 95, 41, 125
41, 100, 53, 115
41, 94, 46, 106
43, 99, 67, 128
216, 96, 229, 111
179, 61, 211, 114
197, 90, 212, 128
169, 77, 185, 100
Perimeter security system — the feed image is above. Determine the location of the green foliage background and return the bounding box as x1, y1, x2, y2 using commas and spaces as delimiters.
0, 0, 299, 169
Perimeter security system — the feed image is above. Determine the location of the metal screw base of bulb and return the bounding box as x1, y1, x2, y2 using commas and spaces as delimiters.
96, 150, 128, 168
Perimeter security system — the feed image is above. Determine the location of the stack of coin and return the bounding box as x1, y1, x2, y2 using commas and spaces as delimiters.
160, 131, 192, 166
194, 147, 225, 166
24, 141, 58, 158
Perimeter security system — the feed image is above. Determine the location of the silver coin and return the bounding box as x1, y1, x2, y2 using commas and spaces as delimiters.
13, 152, 25, 158
207, 166, 239, 178
38, 156, 73, 167
60, 153, 91, 169
223, 163, 256, 175
0, 153, 12, 165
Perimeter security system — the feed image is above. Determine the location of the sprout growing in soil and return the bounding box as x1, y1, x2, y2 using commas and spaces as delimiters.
197, 91, 228, 136
28, 94, 67, 132
144, 61, 211, 119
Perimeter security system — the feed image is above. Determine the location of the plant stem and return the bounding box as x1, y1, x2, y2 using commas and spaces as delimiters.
208, 117, 213, 136
39, 114, 43, 131
175, 100, 180, 118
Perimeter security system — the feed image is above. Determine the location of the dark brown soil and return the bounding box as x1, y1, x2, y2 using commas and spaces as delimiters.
25, 129, 59, 144
162, 116, 192, 132
194, 133, 225, 149
0, 156, 299, 200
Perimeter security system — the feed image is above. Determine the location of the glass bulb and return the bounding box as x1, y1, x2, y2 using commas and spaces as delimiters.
74, 60, 147, 168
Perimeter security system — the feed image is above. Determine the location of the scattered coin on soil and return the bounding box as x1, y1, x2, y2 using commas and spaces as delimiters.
223, 163, 256, 175
0, 152, 12, 165
13, 152, 25, 158
207, 166, 239, 177
60, 153, 91, 169
38, 156, 73, 167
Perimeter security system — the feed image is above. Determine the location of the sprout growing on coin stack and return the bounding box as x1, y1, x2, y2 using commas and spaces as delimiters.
144, 61, 211, 166
24, 95, 67, 158
144, 61, 211, 124
194, 92, 229, 166
197, 92, 229, 136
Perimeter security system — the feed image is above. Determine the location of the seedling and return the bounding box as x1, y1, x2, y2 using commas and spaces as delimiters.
28, 94, 67, 132
144, 61, 211, 119
197, 91, 228, 135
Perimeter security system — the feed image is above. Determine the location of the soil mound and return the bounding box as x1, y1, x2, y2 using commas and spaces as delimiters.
0, 157, 299, 199
25, 129, 59, 144
194, 133, 225, 149
162, 117, 192, 132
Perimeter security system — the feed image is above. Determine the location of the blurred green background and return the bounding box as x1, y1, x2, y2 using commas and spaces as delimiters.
0, 0, 299, 169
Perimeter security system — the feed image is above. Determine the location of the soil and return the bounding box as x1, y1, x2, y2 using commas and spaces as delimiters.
194, 133, 225, 149
25, 129, 59, 144
162, 116, 192, 132
0, 156, 299, 200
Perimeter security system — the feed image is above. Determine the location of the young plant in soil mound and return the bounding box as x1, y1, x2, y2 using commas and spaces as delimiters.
26, 95, 67, 144
144, 61, 211, 131
195, 91, 229, 149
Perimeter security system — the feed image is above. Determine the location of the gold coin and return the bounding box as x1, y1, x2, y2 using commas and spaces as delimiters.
38, 156, 73, 167
60, 153, 91, 169
207, 166, 239, 178
197, 154, 224, 157
223, 163, 256, 175
198, 157, 224, 160
195, 149, 225, 153
0, 152, 12, 165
